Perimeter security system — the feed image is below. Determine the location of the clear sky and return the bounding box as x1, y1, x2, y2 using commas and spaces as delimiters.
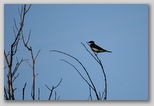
4, 4, 148, 100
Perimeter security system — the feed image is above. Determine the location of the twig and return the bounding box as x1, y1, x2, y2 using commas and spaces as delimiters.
81, 42, 99, 63
50, 50, 100, 100
81, 42, 108, 100
4, 87, 9, 100
22, 27, 41, 100
12, 73, 19, 82
4, 4, 31, 100
35, 50, 41, 61
45, 78, 62, 100
60, 59, 94, 90
22, 83, 27, 100
88, 86, 92, 100
38, 88, 40, 100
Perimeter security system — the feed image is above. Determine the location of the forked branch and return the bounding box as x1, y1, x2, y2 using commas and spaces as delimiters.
45, 78, 62, 100
50, 50, 100, 100
81, 42, 107, 100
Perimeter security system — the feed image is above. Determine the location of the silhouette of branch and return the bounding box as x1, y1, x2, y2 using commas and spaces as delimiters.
45, 78, 62, 100
38, 88, 40, 100
95, 54, 107, 100
22, 31, 41, 100
12, 58, 27, 82
54, 91, 60, 100
4, 4, 32, 100
88, 86, 92, 100
22, 83, 27, 100
50, 50, 100, 100
4, 86, 9, 100
81, 42, 108, 100
60, 59, 94, 89
81, 42, 99, 63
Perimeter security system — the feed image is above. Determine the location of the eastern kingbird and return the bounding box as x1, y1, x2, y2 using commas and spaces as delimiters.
88, 41, 112, 53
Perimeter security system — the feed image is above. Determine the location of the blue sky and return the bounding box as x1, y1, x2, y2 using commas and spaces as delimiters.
4, 4, 148, 100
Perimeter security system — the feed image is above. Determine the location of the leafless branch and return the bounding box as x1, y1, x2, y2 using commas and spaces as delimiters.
45, 78, 62, 100
50, 50, 100, 100
88, 86, 92, 100
25, 4, 32, 14
13, 18, 18, 33
35, 50, 41, 61
4, 4, 32, 100
60, 59, 94, 90
12, 58, 25, 77
26, 60, 32, 68
22, 83, 27, 100
38, 88, 40, 100
81, 42, 108, 100
4, 87, 9, 100
4, 51, 9, 67
12, 73, 19, 82
81, 42, 99, 63
22, 26, 41, 100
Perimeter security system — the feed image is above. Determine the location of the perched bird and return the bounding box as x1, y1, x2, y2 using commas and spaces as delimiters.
88, 41, 112, 53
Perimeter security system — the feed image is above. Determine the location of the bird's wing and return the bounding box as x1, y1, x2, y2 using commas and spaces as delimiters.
92, 44, 104, 50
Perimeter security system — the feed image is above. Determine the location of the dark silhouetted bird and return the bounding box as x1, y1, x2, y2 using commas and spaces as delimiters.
88, 41, 112, 53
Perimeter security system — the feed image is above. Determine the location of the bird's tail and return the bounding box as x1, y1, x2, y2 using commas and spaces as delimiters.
106, 50, 112, 53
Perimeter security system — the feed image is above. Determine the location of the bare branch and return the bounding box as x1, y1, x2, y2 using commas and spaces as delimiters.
4, 50, 9, 67
22, 33, 31, 51
81, 42, 99, 63
25, 4, 32, 14
4, 66, 7, 70
22, 83, 27, 100
12, 73, 19, 82
12, 58, 26, 77
22, 30, 40, 100
54, 91, 57, 100
50, 50, 100, 100
34, 50, 41, 61
25, 60, 32, 68
81, 42, 108, 100
38, 88, 40, 100
45, 78, 62, 100
54, 91, 60, 100
27, 30, 31, 45
4, 87, 9, 100
50, 50, 94, 87
13, 26, 17, 38
60, 59, 94, 90
88, 86, 92, 100
4, 4, 32, 100
13, 18, 18, 33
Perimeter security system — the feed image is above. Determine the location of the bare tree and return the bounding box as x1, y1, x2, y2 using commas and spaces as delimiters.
4, 4, 62, 100
4, 4, 31, 100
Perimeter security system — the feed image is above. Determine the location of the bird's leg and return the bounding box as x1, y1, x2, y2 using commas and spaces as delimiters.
93, 52, 98, 58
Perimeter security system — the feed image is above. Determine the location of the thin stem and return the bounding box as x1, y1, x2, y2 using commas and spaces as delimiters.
50, 50, 100, 100
81, 42, 108, 100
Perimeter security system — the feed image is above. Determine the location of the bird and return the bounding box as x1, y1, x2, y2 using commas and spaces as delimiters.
88, 41, 112, 53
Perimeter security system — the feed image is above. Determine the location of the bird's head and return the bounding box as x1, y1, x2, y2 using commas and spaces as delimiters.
88, 41, 95, 45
